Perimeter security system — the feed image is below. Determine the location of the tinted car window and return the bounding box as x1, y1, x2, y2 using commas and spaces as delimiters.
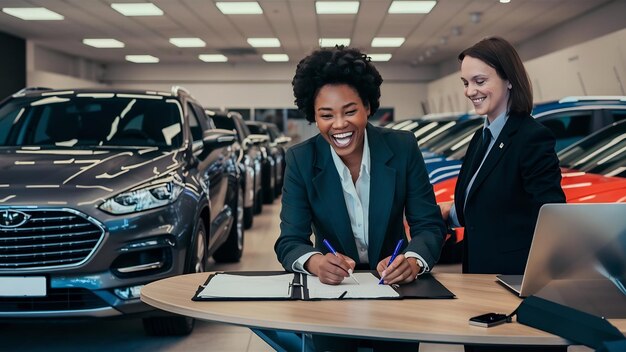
247, 124, 264, 135
213, 114, 236, 131
423, 119, 483, 157
539, 110, 592, 151
0, 96, 183, 148
187, 103, 204, 142
609, 109, 626, 123
559, 121, 626, 178
416, 121, 458, 146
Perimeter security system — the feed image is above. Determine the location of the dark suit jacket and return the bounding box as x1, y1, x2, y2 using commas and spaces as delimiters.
454, 113, 566, 274
275, 123, 446, 271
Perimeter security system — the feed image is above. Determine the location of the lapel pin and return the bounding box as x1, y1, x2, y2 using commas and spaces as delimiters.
499, 142, 504, 149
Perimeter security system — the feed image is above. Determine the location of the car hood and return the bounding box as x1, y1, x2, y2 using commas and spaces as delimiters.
431, 168, 626, 205
433, 177, 457, 203
0, 147, 185, 206
561, 168, 626, 202
424, 158, 463, 185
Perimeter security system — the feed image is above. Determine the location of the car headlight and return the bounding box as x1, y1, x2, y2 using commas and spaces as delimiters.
100, 177, 183, 215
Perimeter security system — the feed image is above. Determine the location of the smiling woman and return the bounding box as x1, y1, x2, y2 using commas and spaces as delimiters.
438, 37, 567, 352
313, 84, 369, 181
273, 46, 446, 352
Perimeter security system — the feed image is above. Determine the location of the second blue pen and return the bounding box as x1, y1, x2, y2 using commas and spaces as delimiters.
378, 239, 405, 285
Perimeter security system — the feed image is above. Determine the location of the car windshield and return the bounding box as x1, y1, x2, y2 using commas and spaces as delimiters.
415, 120, 459, 146
558, 121, 626, 178
0, 95, 183, 149
247, 124, 268, 137
213, 115, 236, 131
421, 119, 483, 158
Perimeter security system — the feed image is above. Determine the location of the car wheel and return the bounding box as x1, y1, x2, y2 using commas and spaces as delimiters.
262, 166, 274, 204
244, 205, 254, 229
254, 188, 263, 214
274, 172, 282, 197
213, 186, 244, 263
142, 219, 206, 336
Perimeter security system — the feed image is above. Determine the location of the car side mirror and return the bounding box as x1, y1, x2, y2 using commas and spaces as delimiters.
202, 128, 236, 151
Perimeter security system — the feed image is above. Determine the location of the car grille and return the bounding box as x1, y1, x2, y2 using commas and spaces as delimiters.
0, 209, 104, 269
0, 288, 108, 312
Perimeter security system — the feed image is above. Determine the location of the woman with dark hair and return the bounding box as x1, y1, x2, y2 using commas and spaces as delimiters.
274, 46, 445, 351
440, 37, 566, 351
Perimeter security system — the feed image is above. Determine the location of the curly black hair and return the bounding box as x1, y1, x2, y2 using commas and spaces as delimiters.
292, 46, 383, 123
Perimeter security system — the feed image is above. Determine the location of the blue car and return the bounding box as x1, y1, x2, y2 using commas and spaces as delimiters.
532, 96, 626, 151
419, 118, 483, 184
401, 96, 626, 184
387, 113, 481, 184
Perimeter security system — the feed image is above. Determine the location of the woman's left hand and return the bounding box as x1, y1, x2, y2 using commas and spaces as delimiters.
376, 254, 420, 285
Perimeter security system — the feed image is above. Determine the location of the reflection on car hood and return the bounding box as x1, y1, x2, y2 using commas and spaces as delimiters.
432, 168, 626, 204
423, 153, 463, 185
0, 147, 184, 206
560, 168, 626, 202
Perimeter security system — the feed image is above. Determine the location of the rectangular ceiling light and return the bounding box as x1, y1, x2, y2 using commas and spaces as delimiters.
199, 54, 228, 62
169, 38, 206, 48
111, 3, 163, 16
83, 39, 125, 48
315, 1, 359, 14
262, 54, 289, 62
369, 54, 392, 62
319, 38, 351, 47
247, 38, 281, 48
388, 1, 437, 14
371, 37, 405, 47
126, 55, 159, 63
2, 7, 64, 20
216, 2, 263, 14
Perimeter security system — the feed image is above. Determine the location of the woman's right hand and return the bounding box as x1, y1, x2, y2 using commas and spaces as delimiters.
439, 201, 453, 221
305, 253, 356, 285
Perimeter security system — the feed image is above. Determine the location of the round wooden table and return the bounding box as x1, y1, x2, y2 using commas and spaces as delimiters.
141, 272, 626, 346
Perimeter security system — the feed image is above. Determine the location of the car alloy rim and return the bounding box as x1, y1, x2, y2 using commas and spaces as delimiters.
237, 190, 244, 251
195, 226, 206, 273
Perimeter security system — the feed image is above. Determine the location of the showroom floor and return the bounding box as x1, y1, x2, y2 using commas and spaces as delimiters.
2, 199, 591, 352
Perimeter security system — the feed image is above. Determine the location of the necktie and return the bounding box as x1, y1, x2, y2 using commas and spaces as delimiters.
467, 128, 492, 180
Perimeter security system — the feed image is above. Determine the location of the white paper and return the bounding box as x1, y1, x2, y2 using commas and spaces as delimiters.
197, 273, 294, 299
306, 272, 399, 299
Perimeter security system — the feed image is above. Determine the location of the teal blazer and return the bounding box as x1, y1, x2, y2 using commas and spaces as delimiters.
275, 124, 445, 271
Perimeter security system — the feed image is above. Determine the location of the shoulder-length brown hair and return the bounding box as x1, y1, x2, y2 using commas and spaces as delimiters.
458, 37, 532, 116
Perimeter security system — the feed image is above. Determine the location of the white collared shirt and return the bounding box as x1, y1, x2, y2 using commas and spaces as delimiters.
329, 129, 371, 264
293, 130, 428, 276
292, 131, 371, 273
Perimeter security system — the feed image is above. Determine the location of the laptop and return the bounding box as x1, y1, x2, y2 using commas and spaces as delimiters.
496, 203, 626, 317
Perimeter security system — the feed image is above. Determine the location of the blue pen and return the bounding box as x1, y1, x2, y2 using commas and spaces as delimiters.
378, 239, 405, 284
322, 239, 360, 285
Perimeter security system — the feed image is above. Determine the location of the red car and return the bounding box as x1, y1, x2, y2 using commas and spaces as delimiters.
429, 169, 626, 262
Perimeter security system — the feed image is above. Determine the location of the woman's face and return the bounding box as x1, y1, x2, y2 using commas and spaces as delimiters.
314, 84, 369, 162
460, 55, 511, 121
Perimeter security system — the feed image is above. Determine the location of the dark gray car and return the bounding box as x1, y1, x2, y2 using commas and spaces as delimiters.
209, 110, 265, 226
0, 87, 243, 335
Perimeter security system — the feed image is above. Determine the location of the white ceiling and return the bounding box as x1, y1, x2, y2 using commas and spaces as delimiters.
0, 0, 615, 66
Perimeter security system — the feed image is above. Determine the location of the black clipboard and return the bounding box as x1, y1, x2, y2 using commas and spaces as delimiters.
191, 270, 455, 301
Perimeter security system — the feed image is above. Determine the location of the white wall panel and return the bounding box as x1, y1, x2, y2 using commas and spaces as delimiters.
427, 28, 626, 113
